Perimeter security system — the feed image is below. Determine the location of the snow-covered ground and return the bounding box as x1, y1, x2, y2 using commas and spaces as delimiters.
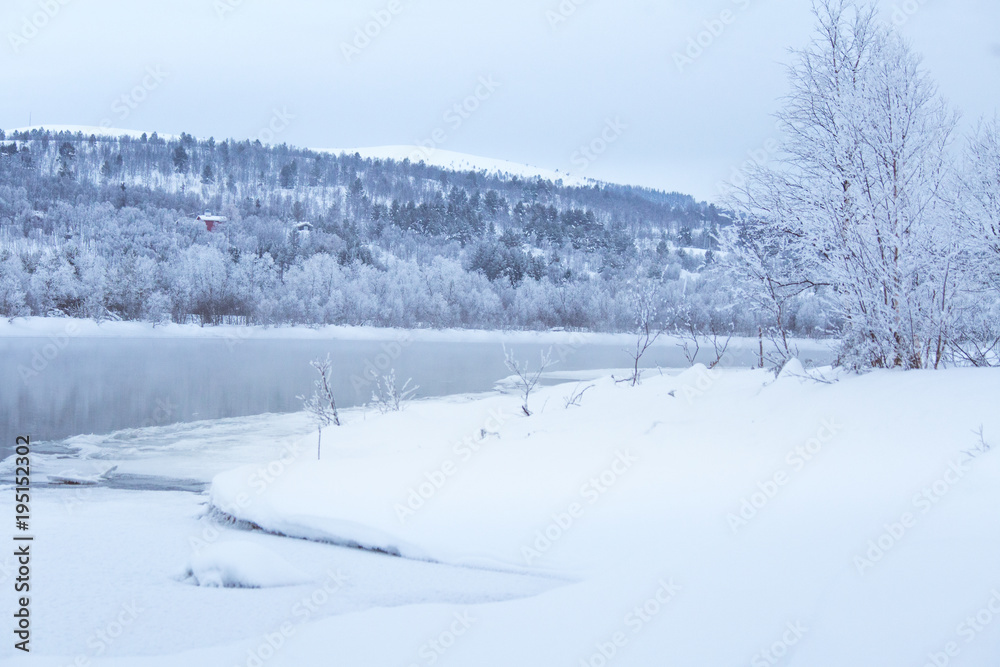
4, 363, 999, 665
0, 487, 556, 663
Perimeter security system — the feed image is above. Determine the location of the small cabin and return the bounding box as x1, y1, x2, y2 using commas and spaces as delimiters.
197, 212, 228, 232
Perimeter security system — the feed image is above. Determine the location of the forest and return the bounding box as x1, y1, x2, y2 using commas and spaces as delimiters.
0, 126, 830, 337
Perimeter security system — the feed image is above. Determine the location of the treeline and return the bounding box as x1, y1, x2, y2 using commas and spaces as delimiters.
0, 127, 833, 336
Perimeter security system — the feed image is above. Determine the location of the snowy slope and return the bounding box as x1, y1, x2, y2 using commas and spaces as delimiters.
200, 366, 997, 666
318, 145, 595, 187
6, 124, 178, 141
5, 126, 596, 186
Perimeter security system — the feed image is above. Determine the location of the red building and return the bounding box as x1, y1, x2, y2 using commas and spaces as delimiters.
197, 213, 228, 232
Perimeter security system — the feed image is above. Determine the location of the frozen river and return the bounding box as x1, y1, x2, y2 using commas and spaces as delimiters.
0, 326, 836, 460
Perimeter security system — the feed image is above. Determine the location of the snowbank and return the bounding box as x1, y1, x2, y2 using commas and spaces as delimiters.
182, 541, 311, 588
13, 365, 999, 666
198, 365, 1000, 666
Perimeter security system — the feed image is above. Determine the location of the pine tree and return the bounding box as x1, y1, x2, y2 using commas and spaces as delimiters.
173, 146, 189, 174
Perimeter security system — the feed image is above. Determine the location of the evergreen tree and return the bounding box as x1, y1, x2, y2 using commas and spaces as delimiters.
173, 146, 189, 174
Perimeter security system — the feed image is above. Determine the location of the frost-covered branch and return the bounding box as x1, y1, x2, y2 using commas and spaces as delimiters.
503, 346, 555, 416
298, 355, 341, 460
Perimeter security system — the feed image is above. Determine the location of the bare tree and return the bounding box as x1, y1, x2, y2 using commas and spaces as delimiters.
503, 346, 555, 416
621, 285, 664, 386
962, 425, 992, 460
369, 368, 419, 413
717, 214, 816, 366
672, 304, 735, 370
563, 383, 595, 409
299, 355, 341, 460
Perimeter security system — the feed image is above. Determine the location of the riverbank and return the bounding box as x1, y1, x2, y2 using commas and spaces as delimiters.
5, 363, 997, 665
0, 316, 836, 358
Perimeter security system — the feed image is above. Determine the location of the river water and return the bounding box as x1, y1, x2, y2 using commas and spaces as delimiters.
0, 331, 834, 460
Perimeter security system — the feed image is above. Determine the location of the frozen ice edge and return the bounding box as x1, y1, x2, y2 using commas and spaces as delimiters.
204, 504, 576, 583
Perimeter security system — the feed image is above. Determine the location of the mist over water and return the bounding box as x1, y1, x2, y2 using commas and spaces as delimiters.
1, 334, 830, 459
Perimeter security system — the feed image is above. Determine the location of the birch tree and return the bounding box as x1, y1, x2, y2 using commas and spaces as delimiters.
952, 120, 1000, 365
726, 0, 960, 369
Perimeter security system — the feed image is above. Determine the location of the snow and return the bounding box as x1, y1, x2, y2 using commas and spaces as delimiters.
0, 315, 837, 358
182, 541, 311, 588
198, 366, 1000, 665
4, 365, 998, 665
7, 125, 179, 141
0, 487, 557, 664
5, 126, 596, 187
777, 357, 806, 380
318, 145, 596, 187
46, 465, 117, 486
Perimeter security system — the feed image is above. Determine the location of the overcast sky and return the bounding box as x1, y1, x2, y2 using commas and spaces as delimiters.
2, 0, 998, 202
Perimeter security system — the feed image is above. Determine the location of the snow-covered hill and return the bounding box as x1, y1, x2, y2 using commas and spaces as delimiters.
318, 145, 594, 187
7, 124, 179, 141
6, 125, 596, 186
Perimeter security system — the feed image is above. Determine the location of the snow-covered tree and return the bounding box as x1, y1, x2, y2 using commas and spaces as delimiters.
300, 355, 341, 460
503, 346, 554, 416
959, 120, 1000, 295
622, 282, 664, 386
727, 0, 960, 369
951, 119, 1000, 365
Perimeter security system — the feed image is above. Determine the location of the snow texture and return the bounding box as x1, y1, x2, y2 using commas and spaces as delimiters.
182, 541, 312, 588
